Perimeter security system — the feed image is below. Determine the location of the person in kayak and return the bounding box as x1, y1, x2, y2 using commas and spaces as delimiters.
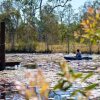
76, 49, 82, 60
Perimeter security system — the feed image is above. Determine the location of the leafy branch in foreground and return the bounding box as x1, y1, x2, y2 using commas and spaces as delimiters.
54, 61, 98, 99
14, 69, 49, 100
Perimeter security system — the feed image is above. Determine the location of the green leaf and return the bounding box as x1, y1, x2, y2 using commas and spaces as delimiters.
82, 72, 93, 82
71, 89, 87, 97
54, 79, 67, 90
80, 38, 85, 43
54, 83, 63, 90
71, 90, 79, 96
58, 78, 68, 83
69, 68, 74, 74
57, 71, 65, 76
72, 73, 83, 79
78, 90, 87, 97
84, 83, 98, 91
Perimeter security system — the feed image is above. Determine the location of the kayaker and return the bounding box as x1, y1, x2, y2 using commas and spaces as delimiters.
76, 49, 82, 60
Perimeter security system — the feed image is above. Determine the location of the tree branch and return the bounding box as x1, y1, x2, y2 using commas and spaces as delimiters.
50, 0, 71, 13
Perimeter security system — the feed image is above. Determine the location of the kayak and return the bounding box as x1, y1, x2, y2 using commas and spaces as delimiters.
64, 56, 92, 60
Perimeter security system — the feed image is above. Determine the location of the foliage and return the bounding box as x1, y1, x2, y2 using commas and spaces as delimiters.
54, 61, 98, 99
14, 69, 49, 100
81, 6, 100, 44
0, 0, 100, 53
14, 61, 98, 99
41, 5, 60, 44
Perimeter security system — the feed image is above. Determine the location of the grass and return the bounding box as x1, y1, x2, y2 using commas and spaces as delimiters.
5, 42, 100, 53
36, 42, 100, 53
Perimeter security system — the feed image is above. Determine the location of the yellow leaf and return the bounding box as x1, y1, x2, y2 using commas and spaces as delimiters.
84, 29, 90, 33
40, 83, 49, 93
25, 89, 33, 99
89, 24, 92, 28
86, 20, 89, 24
88, 16, 94, 21
60, 61, 67, 72
92, 23, 96, 27
65, 73, 73, 82
81, 20, 87, 26
96, 14, 100, 19
87, 7, 94, 14
29, 80, 35, 87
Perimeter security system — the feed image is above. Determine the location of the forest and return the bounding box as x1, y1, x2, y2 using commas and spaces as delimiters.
0, 0, 100, 53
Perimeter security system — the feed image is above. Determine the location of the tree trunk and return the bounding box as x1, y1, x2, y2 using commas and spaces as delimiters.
0, 22, 5, 71
72, 39, 76, 53
89, 41, 92, 54
10, 31, 15, 50
45, 34, 49, 52
66, 35, 70, 54
97, 42, 100, 54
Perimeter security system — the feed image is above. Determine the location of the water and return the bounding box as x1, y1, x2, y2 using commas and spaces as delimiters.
1, 53, 100, 100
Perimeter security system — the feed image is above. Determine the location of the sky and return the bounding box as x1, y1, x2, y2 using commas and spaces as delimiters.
0, 0, 92, 10
70, 0, 88, 10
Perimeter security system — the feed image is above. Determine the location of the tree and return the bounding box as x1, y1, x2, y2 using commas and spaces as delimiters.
81, 1, 100, 53
0, 0, 21, 50
40, 5, 60, 51
38, 0, 71, 43
63, 4, 74, 53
